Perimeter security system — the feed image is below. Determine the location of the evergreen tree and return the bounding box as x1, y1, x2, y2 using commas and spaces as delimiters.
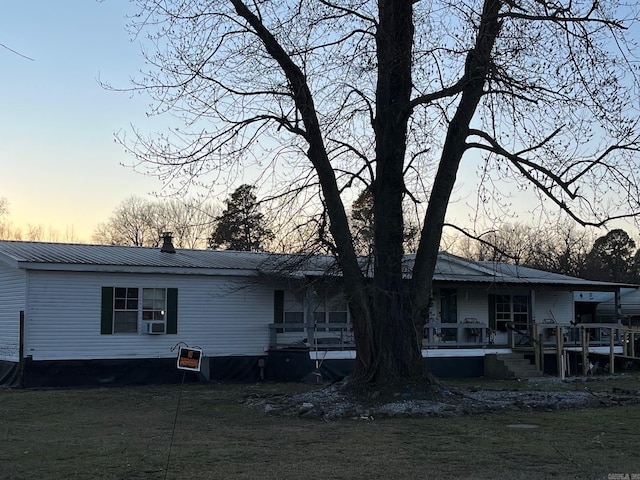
350, 189, 375, 256
581, 229, 636, 282
209, 185, 272, 251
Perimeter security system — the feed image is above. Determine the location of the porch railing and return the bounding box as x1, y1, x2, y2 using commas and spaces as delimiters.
269, 322, 355, 350
269, 319, 639, 355
422, 319, 490, 347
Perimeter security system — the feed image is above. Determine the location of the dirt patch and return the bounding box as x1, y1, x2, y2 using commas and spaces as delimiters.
245, 376, 640, 420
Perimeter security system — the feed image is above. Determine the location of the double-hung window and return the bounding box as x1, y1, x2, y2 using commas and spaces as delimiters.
101, 287, 178, 335
142, 288, 166, 322
113, 287, 139, 333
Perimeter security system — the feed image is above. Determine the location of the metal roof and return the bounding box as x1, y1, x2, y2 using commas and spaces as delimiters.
0, 240, 629, 290
0, 240, 337, 276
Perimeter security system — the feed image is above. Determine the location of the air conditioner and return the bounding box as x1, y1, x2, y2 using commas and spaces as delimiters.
144, 321, 166, 335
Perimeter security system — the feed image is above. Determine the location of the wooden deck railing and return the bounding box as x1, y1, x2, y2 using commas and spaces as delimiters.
422, 319, 490, 347
269, 322, 354, 349
269, 321, 640, 368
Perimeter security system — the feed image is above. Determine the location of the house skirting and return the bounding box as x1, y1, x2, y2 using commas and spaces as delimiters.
5, 354, 301, 387
1, 348, 513, 388
0, 360, 19, 387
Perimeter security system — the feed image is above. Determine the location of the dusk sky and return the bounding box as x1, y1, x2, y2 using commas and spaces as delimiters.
0, 1, 506, 244
1, 1, 166, 241
2, 2, 637, 244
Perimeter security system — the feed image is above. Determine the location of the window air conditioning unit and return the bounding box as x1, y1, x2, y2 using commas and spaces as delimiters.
144, 321, 166, 335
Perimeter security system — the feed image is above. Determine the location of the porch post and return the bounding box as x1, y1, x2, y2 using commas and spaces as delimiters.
18, 310, 25, 388
615, 289, 622, 324
581, 326, 589, 375
508, 323, 515, 349
529, 289, 536, 325
533, 323, 541, 371
556, 325, 563, 378
538, 330, 544, 374
609, 326, 615, 374
624, 328, 630, 357
305, 287, 316, 346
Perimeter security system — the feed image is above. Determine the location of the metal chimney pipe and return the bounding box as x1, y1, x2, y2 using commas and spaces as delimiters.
160, 232, 176, 253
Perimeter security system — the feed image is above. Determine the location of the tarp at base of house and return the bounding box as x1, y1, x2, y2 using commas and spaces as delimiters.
264, 349, 314, 382
208, 356, 266, 382
19, 354, 296, 388
426, 356, 484, 378
22, 358, 200, 388
0, 360, 19, 387
12, 351, 488, 388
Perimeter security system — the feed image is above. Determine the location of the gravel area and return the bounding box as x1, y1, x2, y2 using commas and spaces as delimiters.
245, 377, 640, 420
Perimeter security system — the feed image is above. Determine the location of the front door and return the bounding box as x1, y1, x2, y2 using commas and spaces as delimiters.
493, 294, 530, 345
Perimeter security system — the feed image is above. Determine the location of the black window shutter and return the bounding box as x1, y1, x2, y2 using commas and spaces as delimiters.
488, 294, 496, 331
166, 288, 178, 334
101, 287, 114, 334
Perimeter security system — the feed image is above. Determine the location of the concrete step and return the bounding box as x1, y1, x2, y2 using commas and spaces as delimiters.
507, 366, 542, 375
497, 353, 543, 379
500, 358, 532, 365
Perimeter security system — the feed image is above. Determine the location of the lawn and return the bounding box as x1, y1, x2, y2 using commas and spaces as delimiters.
1, 377, 639, 480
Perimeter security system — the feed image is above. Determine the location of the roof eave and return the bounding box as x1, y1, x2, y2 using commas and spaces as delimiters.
16, 262, 260, 277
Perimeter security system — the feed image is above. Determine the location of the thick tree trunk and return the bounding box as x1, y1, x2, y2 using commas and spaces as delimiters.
351, 0, 424, 384
235, 0, 501, 387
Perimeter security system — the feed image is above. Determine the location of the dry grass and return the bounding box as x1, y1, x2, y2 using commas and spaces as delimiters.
1, 376, 640, 480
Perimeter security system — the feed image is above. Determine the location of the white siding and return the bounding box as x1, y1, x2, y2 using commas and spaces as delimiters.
445, 287, 574, 326
533, 290, 574, 325
0, 263, 25, 362
25, 271, 275, 361
456, 289, 489, 324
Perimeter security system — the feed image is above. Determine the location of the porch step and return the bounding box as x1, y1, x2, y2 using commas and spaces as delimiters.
495, 353, 543, 379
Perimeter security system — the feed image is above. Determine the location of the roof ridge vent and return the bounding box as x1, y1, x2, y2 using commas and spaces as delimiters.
160, 232, 176, 254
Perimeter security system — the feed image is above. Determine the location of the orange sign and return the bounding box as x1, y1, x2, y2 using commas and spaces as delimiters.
177, 346, 203, 372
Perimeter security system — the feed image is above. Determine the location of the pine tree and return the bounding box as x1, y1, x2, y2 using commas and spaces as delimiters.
209, 185, 272, 251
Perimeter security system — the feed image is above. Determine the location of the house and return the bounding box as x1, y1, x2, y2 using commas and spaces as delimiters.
0, 238, 630, 387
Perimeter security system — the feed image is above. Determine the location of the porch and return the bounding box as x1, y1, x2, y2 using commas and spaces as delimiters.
268, 320, 640, 377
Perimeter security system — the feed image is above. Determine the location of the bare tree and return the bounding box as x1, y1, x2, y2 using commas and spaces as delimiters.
0, 198, 23, 241
527, 222, 594, 277
451, 220, 594, 277
94, 196, 160, 247
118, 0, 640, 386
93, 196, 217, 248
158, 197, 219, 249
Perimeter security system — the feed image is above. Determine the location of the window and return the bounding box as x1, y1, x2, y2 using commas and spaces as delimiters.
142, 288, 166, 322
101, 287, 178, 335
273, 290, 350, 336
113, 287, 139, 333
493, 294, 529, 332
273, 290, 304, 332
